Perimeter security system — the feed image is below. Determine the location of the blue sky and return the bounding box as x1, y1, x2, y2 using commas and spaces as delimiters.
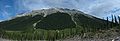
0, 0, 120, 22
0, 0, 29, 21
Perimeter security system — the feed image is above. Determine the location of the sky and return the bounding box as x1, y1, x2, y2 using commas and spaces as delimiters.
0, 0, 120, 22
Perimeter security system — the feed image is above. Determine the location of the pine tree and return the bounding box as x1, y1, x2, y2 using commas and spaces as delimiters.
117, 16, 120, 29
110, 15, 114, 28
112, 15, 114, 23
118, 16, 120, 24
106, 17, 109, 29
114, 15, 118, 24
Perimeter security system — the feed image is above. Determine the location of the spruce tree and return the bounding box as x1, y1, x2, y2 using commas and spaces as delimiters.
111, 15, 114, 28
114, 15, 118, 24
112, 15, 114, 23
106, 17, 109, 29
118, 16, 120, 28
118, 16, 120, 25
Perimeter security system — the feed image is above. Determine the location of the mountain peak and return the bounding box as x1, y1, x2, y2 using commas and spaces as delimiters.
16, 8, 93, 18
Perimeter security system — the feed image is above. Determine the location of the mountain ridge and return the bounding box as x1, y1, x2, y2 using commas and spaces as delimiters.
0, 8, 114, 30
16, 8, 94, 18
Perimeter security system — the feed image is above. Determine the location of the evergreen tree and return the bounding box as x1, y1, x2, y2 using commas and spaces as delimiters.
114, 15, 118, 24
118, 16, 120, 24
110, 15, 114, 28
106, 17, 109, 29
112, 15, 114, 23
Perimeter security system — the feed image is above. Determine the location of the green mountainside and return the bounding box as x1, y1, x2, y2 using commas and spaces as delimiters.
0, 8, 119, 40
0, 15, 43, 31
36, 12, 76, 30
0, 8, 114, 31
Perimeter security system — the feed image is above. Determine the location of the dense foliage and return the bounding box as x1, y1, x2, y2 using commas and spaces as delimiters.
36, 12, 76, 30
0, 15, 43, 31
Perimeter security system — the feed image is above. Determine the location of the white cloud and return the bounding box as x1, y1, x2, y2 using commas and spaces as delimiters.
5, 5, 11, 8
0, 20, 3, 22
118, 15, 120, 17
1, 10, 10, 19
86, 0, 120, 18
17, 0, 120, 18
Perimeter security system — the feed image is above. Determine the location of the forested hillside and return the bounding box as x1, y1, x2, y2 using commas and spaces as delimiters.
0, 8, 119, 40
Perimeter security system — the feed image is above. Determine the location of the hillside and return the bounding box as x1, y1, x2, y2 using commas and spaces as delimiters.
0, 8, 114, 31
0, 15, 43, 31
0, 8, 119, 40
36, 12, 76, 30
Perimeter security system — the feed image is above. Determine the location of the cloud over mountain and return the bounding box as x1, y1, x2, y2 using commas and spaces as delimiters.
19, 0, 120, 18
0, 0, 120, 20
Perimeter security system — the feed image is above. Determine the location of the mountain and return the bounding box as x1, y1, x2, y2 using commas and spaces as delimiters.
0, 8, 116, 31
